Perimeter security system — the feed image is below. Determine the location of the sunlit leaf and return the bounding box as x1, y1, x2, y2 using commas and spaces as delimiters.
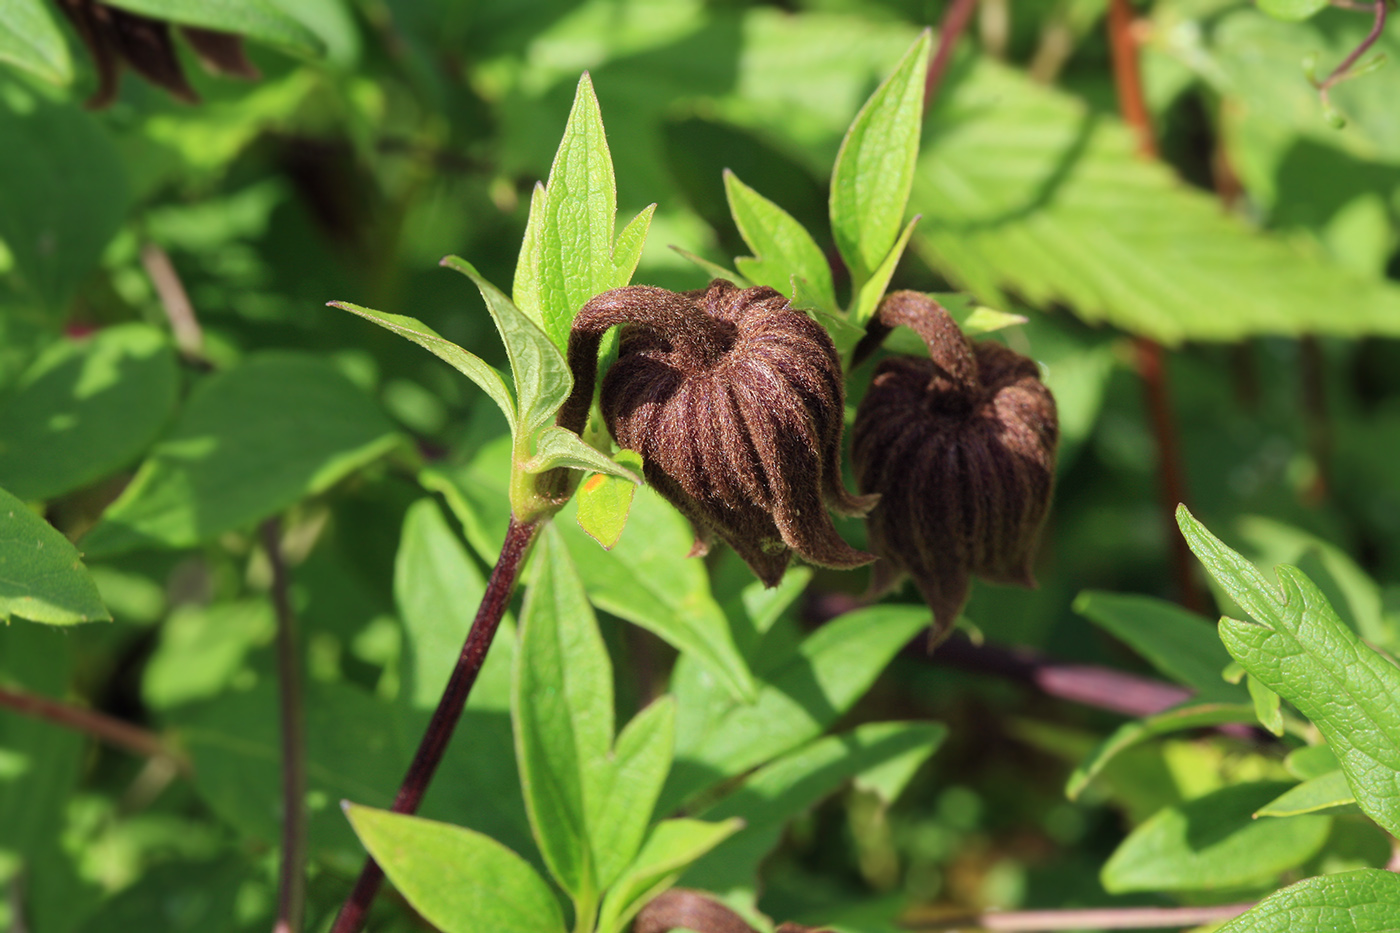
0, 485, 109, 625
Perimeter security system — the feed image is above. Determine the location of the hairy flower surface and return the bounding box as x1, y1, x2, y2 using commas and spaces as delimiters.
56, 0, 258, 109
560, 279, 874, 585
852, 291, 1058, 646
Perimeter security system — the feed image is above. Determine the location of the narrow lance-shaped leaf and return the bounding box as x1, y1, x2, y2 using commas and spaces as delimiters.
830, 29, 930, 290
594, 818, 743, 933
1177, 506, 1400, 838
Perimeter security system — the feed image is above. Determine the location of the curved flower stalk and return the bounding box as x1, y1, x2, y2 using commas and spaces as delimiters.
559, 279, 875, 585
852, 291, 1058, 646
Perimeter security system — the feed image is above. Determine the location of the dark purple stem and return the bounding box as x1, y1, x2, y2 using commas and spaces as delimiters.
330, 516, 540, 933
925, 0, 980, 110
1318, 0, 1388, 104
264, 518, 308, 933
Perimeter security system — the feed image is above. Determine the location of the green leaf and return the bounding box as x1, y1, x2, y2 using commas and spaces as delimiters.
345, 804, 566, 933
1073, 590, 1245, 699
666, 605, 930, 808
1178, 506, 1400, 838
512, 73, 652, 352
513, 527, 610, 900
441, 256, 572, 437
670, 248, 752, 287
1256, 770, 1359, 818
142, 600, 273, 709
557, 486, 757, 703
1215, 869, 1400, 933
81, 353, 400, 557
849, 216, 919, 325
684, 721, 945, 899
330, 299, 517, 433
100, 0, 324, 57
1247, 672, 1285, 737
914, 55, 1400, 343
595, 818, 743, 933
395, 499, 513, 712
590, 696, 676, 889
576, 449, 644, 550
0, 485, 108, 624
1286, 744, 1341, 781
0, 82, 127, 314
1257, 0, 1330, 20
0, 0, 71, 84
1101, 781, 1332, 893
829, 30, 930, 289
1066, 702, 1260, 800
724, 170, 836, 313
520, 427, 642, 483
0, 324, 177, 502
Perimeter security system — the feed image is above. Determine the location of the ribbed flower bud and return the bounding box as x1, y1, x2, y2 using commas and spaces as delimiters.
852, 291, 1058, 646
559, 279, 875, 585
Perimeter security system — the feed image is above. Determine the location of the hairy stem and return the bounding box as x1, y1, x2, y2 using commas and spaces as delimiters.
0, 684, 189, 774
264, 518, 308, 933
1105, 0, 1205, 612
330, 516, 541, 933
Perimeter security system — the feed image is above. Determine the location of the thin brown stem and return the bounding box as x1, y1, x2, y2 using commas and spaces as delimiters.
140, 243, 206, 363
1104, 0, 1205, 612
1317, 0, 1388, 105
904, 901, 1254, 931
926, 0, 980, 110
263, 517, 307, 933
0, 684, 190, 775
330, 516, 541, 933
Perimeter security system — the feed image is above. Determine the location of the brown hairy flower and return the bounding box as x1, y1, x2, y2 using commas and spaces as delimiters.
55, 0, 259, 109
559, 279, 875, 585
852, 291, 1058, 646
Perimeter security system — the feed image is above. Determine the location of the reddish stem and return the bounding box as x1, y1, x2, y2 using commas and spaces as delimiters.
330, 516, 540, 933
1106, 0, 1156, 157
925, 0, 980, 110
0, 685, 189, 774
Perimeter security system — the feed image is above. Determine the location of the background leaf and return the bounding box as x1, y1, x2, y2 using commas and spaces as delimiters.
725, 169, 836, 312
100, 0, 325, 57
0, 0, 71, 85
81, 353, 400, 557
0, 324, 177, 502
0, 484, 109, 624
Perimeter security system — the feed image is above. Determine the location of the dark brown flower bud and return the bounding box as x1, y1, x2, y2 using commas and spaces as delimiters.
852, 291, 1058, 646
560, 279, 875, 585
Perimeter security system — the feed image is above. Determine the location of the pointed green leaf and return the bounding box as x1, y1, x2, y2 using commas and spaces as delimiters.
512, 527, 611, 899
684, 721, 945, 897
512, 73, 641, 351
667, 605, 930, 807
613, 204, 656, 287
830, 30, 930, 288
1178, 506, 1400, 838
441, 256, 572, 437
1073, 591, 1244, 700
0, 485, 109, 625
558, 487, 757, 703
0, 324, 178, 502
0, 0, 71, 84
1215, 869, 1400, 933
849, 215, 919, 324
520, 427, 641, 483
1256, 771, 1359, 818
576, 450, 644, 550
590, 696, 676, 889
1102, 782, 1331, 893
725, 170, 836, 313
1066, 702, 1260, 800
961, 304, 1029, 335
81, 353, 400, 557
1247, 671, 1285, 737
100, 0, 324, 57
330, 299, 517, 432
345, 804, 565, 933
595, 818, 743, 933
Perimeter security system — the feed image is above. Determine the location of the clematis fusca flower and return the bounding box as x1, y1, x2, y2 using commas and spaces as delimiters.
852, 291, 1058, 647
558, 279, 875, 585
